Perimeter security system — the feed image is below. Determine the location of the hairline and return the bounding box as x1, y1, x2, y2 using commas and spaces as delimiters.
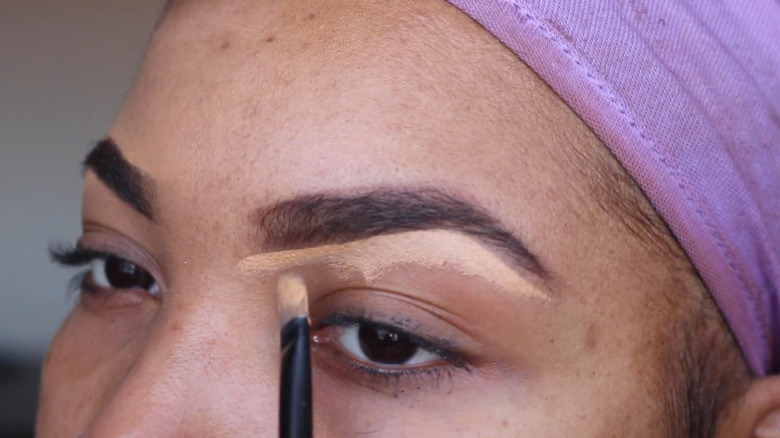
564, 128, 752, 434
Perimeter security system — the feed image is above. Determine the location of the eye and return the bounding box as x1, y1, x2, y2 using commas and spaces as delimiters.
89, 256, 160, 296
314, 314, 459, 371
49, 243, 161, 298
335, 321, 440, 367
311, 312, 470, 395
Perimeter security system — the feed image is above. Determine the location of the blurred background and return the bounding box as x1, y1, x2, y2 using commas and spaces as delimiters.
0, 0, 163, 435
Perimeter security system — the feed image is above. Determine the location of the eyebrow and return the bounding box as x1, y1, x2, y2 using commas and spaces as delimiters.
82, 138, 155, 220
81, 139, 549, 278
257, 189, 551, 278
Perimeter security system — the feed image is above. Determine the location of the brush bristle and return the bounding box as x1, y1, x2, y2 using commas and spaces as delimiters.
277, 274, 309, 325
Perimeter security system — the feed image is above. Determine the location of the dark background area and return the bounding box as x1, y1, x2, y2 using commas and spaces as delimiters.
0, 356, 40, 437
0, 0, 163, 435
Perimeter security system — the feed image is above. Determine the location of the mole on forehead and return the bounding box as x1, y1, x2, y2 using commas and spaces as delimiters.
239, 230, 549, 300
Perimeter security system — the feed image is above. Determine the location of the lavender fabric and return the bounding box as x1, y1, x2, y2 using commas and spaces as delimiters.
443, 0, 780, 375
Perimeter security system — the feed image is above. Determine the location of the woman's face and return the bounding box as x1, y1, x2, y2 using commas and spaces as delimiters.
37, 0, 699, 436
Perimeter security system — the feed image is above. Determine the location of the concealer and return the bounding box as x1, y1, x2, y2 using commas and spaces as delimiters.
241, 230, 548, 300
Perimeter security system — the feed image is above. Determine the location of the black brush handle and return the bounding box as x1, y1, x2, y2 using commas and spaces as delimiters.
280, 316, 312, 438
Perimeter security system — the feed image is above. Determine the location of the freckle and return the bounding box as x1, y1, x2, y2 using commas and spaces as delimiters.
265, 35, 275, 43
171, 321, 182, 332
220, 41, 230, 50
502, 420, 509, 428
307, 13, 316, 20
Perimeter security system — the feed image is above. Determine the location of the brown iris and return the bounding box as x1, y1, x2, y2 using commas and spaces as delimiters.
101, 256, 156, 290
358, 324, 418, 365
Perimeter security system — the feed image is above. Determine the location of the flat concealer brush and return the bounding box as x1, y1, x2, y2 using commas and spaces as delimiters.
277, 275, 313, 438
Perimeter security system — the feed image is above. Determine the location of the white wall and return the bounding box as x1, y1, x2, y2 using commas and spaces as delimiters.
0, 0, 165, 359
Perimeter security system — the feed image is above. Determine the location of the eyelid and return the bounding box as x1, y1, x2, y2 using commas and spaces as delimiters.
80, 224, 164, 272
49, 243, 112, 267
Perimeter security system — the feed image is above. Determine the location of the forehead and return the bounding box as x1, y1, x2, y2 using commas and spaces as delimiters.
116, 1, 602, 194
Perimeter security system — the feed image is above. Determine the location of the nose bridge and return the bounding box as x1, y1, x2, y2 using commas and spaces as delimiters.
81, 283, 280, 437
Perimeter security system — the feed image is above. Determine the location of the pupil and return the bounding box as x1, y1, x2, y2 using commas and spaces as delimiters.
105, 256, 154, 289
358, 324, 418, 365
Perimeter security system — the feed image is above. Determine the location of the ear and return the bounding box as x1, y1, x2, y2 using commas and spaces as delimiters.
717, 374, 780, 437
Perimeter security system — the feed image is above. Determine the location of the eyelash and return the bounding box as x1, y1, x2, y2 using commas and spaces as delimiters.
50, 242, 111, 295
313, 312, 471, 396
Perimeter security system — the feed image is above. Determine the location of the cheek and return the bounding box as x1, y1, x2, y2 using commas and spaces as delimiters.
37, 305, 152, 434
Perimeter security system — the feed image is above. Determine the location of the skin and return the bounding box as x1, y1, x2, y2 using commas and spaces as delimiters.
37, 0, 772, 436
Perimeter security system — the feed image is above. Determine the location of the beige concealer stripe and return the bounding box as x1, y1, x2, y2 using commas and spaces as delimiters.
238, 230, 548, 300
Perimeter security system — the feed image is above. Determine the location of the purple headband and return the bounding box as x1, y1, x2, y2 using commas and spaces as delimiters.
444, 0, 780, 375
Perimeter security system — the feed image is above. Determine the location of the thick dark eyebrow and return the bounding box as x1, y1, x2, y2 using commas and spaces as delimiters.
82, 138, 155, 220
257, 189, 551, 279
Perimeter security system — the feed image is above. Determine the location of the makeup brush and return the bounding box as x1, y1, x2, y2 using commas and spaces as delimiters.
277, 275, 313, 438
